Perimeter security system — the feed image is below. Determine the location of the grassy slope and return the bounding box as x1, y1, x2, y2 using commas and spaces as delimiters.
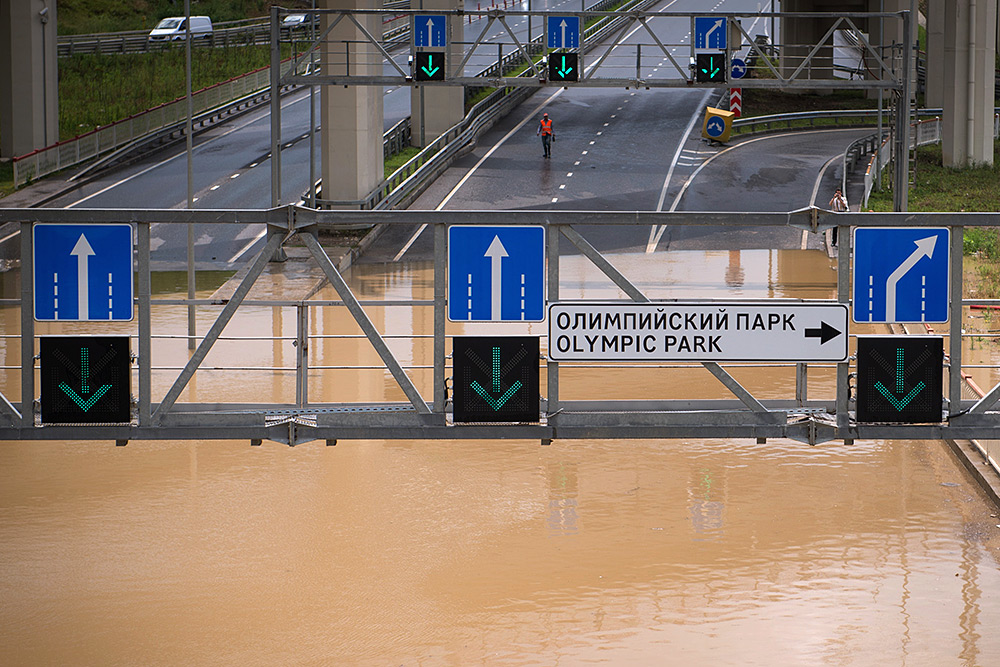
58, 46, 284, 138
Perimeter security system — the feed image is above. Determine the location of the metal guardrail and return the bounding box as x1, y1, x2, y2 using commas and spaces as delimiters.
858, 111, 1000, 208
731, 107, 1000, 209
315, 0, 658, 210
11, 59, 299, 188
58, 18, 278, 56
57, 11, 411, 57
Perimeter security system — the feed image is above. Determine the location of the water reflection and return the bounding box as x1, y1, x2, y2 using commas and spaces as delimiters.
2, 249, 1000, 664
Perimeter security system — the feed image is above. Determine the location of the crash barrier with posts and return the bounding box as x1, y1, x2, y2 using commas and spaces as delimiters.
857, 112, 1000, 208
3, 207, 1000, 463
11, 59, 299, 189
15, 9, 416, 189
56, 11, 411, 57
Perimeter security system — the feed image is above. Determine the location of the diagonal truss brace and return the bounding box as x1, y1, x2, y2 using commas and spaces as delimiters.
638, 16, 688, 79
560, 225, 769, 415
153, 231, 286, 423
301, 232, 431, 414
966, 381, 1000, 415
346, 13, 410, 78
584, 17, 633, 81
0, 390, 20, 423
452, 16, 497, 78
279, 11, 347, 85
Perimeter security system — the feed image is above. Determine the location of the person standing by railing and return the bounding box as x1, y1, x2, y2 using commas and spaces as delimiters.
828, 187, 848, 245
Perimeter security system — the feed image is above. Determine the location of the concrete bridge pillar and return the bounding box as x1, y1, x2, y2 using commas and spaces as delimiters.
925, 0, 946, 107
410, 0, 465, 148
940, 0, 997, 166
320, 0, 384, 206
0, 0, 58, 158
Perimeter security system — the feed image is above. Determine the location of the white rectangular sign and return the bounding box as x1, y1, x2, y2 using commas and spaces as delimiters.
548, 302, 849, 362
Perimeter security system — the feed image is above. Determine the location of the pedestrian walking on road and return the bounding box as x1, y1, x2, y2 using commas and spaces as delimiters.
537, 112, 555, 158
828, 187, 848, 245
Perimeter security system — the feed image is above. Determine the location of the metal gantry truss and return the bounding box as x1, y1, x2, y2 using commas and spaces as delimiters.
274, 8, 910, 91
2, 207, 1000, 446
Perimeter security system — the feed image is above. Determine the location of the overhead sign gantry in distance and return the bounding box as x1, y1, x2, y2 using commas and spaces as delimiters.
548, 302, 848, 362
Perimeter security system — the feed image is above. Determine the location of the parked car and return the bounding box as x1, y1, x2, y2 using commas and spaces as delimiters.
282, 14, 308, 28
148, 16, 213, 42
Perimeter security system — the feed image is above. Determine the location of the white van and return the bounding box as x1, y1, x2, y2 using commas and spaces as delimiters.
148, 16, 213, 41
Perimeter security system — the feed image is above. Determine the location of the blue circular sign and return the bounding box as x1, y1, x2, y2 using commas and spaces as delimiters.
705, 116, 726, 138
731, 58, 747, 79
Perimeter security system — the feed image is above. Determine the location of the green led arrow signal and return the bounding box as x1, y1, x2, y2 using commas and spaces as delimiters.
557, 55, 574, 79
421, 54, 440, 78
701, 58, 720, 80
469, 346, 522, 411
58, 347, 112, 412
874, 347, 926, 411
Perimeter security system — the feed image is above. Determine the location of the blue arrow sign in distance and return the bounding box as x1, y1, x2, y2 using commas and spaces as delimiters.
731, 57, 746, 79
853, 227, 950, 323
547, 15, 580, 49
33, 224, 134, 321
414, 14, 447, 48
448, 226, 545, 322
694, 16, 727, 50
705, 117, 726, 138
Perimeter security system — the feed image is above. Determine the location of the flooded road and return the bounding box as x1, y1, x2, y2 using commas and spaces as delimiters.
3, 248, 1000, 665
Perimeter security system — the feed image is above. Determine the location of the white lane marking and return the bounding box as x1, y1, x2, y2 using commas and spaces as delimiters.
67, 93, 310, 208
650, 129, 863, 253
227, 228, 267, 264
806, 154, 844, 250
392, 87, 568, 262
646, 88, 714, 252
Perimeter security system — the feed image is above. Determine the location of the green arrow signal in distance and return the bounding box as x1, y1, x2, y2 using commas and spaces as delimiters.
874, 347, 926, 411
58, 347, 112, 412
421, 54, 440, 78
469, 346, 522, 411
701, 57, 720, 79
557, 55, 574, 79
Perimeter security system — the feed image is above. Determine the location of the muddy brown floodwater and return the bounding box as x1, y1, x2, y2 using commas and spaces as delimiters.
2, 249, 1000, 665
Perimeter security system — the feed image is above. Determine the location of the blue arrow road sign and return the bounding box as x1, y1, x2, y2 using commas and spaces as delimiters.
694, 16, 727, 50
448, 226, 545, 322
705, 116, 726, 138
731, 57, 747, 79
547, 16, 580, 49
853, 227, 950, 323
414, 14, 447, 48
33, 224, 134, 321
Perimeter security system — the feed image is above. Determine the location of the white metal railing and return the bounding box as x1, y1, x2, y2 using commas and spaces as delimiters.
961, 372, 1000, 476
11, 59, 297, 188
861, 113, 1000, 208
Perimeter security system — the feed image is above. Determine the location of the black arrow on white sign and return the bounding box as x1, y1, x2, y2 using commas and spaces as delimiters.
804, 321, 842, 344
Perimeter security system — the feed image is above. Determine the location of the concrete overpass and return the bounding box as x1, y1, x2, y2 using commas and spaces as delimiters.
2, 0, 996, 196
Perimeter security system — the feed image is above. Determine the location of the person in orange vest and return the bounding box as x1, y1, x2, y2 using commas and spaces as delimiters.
537, 112, 555, 158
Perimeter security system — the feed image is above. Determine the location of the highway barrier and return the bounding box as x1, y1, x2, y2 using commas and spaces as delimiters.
11, 59, 300, 189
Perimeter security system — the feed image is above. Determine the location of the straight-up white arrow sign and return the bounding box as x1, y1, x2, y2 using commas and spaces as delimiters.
426, 18, 436, 45
886, 235, 937, 321
485, 236, 508, 321
560, 19, 568, 47
71, 233, 94, 319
